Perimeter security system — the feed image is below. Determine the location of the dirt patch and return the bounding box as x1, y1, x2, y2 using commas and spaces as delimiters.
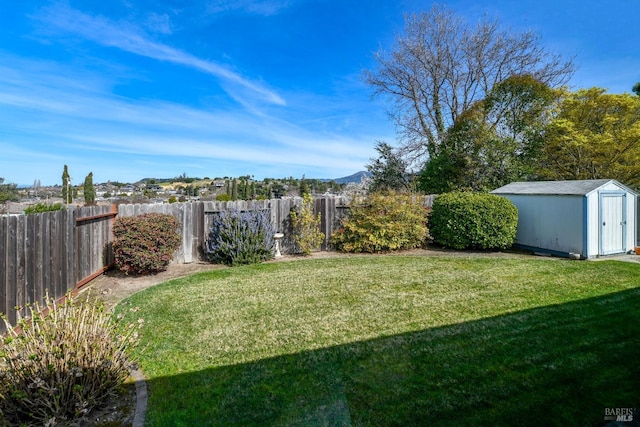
79, 261, 224, 309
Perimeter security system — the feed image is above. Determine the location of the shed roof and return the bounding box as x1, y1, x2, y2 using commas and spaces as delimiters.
491, 179, 636, 196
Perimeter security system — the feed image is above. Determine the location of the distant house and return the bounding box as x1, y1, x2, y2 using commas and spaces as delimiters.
492, 179, 637, 259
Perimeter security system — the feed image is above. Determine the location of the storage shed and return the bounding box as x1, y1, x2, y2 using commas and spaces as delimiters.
491, 179, 637, 259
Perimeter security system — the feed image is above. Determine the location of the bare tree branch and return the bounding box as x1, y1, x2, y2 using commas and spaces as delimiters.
364, 4, 575, 163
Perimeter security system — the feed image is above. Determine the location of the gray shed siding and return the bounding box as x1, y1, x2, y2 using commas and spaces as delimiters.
505, 194, 585, 256
493, 179, 637, 258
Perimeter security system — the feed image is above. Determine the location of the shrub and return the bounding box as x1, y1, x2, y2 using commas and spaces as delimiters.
330, 191, 430, 253
429, 192, 518, 250
0, 296, 141, 426
112, 213, 181, 275
216, 194, 232, 202
205, 210, 275, 266
23, 202, 65, 215
290, 194, 325, 255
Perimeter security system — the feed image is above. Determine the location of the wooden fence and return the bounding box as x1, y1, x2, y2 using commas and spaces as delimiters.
0, 198, 349, 331
0, 205, 116, 331
117, 197, 351, 262
1, 196, 432, 332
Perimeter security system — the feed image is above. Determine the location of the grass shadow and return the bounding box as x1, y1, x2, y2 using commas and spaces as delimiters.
140, 287, 640, 426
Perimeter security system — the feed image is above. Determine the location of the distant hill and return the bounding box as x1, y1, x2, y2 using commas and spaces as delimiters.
322, 171, 371, 185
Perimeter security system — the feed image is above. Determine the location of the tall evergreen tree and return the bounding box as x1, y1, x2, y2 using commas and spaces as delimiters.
231, 180, 238, 200
61, 165, 71, 204
367, 142, 412, 193
299, 175, 310, 196
83, 172, 96, 205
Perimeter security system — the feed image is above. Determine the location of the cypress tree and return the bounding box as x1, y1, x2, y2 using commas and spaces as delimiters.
83, 172, 96, 205
231, 180, 238, 200
62, 165, 71, 204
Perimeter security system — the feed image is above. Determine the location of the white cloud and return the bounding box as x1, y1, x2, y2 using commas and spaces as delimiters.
143, 12, 173, 35
0, 53, 381, 183
35, 3, 286, 106
205, 0, 294, 16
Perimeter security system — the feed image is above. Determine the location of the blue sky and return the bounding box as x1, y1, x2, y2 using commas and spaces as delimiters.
1, 0, 638, 186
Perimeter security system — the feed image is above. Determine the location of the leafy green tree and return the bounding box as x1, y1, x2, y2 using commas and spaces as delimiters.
61, 165, 72, 204
24, 202, 65, 214
271, 183, 285, 198
419, 75, 559, 192
366, 141, 413, 193
0, 178, 19, 203
541, 88, 640, 188
633, 82, 640, 97
83, 172, 96, 205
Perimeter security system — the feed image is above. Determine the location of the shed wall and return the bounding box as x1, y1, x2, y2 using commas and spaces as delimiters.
501, 194, 585, 256
586, 191, 599, 257
626, 192, 637, 250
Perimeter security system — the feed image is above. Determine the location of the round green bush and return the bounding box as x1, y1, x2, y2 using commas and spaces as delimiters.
429, 192, 518, 250
112, 213, 181, 274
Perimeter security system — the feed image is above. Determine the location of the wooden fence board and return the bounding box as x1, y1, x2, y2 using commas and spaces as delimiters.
35, 213, 46, 308
5, 216, 18, 326
16, 216, 25, 318
0, 217, 7, 324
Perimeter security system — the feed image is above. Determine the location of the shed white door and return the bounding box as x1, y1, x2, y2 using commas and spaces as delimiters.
600, 193, 626, 255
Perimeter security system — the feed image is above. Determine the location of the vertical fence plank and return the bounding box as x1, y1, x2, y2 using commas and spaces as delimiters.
5, 215, 18, 326
0, 216, 7, 327
35, 212, 47, 307
15, 214, 26, 318
25, 214, 36, 307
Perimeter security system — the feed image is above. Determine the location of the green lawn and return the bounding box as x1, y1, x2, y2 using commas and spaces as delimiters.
117, 255, 640, 426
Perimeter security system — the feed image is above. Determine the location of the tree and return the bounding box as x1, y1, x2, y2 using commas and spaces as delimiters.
299, 175, 310, 196
541, 88, 640, 188
366, 141, 413, 193
83, 172, 96, 205
633, 82, 640, 97
62, 165, 72, 204
364, 4, 574, 164
419, 75, 560, 192
231, 180, 238, 200
0, 178, 19, 204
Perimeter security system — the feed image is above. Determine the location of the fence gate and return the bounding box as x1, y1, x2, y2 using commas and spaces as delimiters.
0, 205, 116, 333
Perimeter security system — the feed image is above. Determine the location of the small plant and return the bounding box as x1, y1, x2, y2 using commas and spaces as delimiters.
290, 194, 325, 255
429, 192, 518, 250
330, 191, 430, 253
205, 210, 275, 266
0, 295, 141, 426
112, 213, 181, 275
23, 202, 65, 215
